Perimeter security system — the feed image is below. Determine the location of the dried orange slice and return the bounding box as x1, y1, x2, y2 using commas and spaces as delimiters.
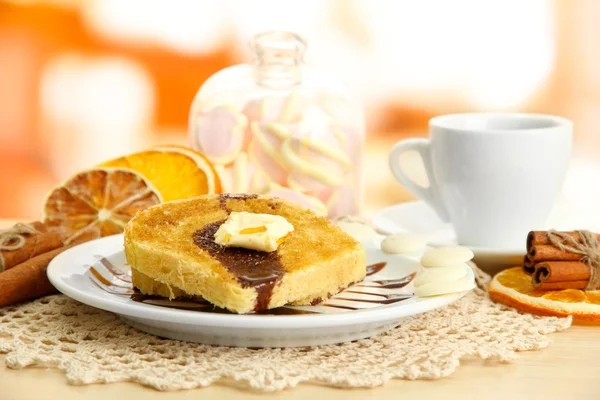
489, 267, 600, 323
100, 145, 221, 202
42, 168, 161, 245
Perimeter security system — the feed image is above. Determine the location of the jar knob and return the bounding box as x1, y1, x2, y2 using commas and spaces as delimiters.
250, 31, 306, 88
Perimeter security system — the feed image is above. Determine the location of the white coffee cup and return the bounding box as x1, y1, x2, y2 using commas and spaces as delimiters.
389, 113, 573, 249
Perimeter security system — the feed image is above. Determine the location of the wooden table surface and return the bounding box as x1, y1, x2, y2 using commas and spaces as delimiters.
1, 213, 599, 399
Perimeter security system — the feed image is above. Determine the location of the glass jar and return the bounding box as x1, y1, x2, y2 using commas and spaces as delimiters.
189, 31, 365, 217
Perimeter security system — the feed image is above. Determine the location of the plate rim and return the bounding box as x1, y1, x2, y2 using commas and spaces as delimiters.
47, 233, 469, 330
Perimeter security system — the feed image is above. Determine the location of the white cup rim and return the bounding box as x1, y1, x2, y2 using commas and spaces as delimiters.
429, 112, 572, 134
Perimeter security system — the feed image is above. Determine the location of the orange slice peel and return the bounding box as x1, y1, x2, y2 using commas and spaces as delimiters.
42, 168, 161, 245
489, 266, 600, 323
100, 145, 221, 202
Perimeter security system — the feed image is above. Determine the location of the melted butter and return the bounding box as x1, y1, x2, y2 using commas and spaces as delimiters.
214, 211, 294, 252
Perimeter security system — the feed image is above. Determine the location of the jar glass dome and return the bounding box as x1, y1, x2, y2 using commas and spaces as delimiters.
189, 31, 365, 217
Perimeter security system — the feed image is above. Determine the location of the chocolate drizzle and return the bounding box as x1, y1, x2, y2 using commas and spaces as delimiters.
96, 256, 132, 283
192, 219, 284, 312
369, 281, 412, 290
366, 262, 387, 276
91, 253, 416, 315
334, 295, 411, 304
321, 292, 411, 311
357, 272, 415, 289
130, 290, 316, 315
322, 304, 357, 311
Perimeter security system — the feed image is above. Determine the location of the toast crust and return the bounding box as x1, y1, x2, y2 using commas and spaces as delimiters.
124, 194, 366, 313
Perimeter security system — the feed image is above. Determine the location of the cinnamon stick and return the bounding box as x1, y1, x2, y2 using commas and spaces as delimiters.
533, 280, 589, 290
532, 261, 591, 290
528, 244, 584, 263
0, 243, 75, 307
523, 255, 535, 275
0, 221, 63, 272
528, 231, 600, 249
523, 230, 600, 290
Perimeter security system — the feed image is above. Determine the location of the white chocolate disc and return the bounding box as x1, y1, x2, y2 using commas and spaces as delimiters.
193, 105, 247, 165
420, 246, 474, 268
381, 233, 427, 254
414, 273, 476, 297
413, 264, 469, 287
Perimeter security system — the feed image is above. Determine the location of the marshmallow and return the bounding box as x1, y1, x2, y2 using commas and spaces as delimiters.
248, 123, 291, 185
281, 136, 349, 188
192, 105, 247, 165
263, 184, 328, 216
326, 182, 358, 217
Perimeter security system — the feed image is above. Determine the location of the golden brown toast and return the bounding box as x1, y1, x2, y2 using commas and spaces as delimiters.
124, 194, 366, 313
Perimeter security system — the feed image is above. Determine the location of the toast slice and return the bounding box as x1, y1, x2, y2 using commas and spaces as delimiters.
124, 194, 366, 313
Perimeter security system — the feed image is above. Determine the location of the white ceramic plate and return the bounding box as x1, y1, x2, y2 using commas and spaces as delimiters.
47, 234, 471, 348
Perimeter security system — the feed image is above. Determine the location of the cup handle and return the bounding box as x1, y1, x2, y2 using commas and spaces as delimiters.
388, 139, 450, 222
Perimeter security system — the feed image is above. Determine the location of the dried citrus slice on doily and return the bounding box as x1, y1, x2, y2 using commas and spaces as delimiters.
489, 267, 600, 323
42, 168, 161, 245
100, 145, 221, 202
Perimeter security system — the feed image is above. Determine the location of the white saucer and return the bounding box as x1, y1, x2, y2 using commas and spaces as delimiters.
47, 234, 471, 348
371, 201, 526, 274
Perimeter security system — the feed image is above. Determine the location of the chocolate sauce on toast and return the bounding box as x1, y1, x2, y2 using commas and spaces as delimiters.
192, 219, 284, 312
130, 290, 316, 314
127, 261, 412, 314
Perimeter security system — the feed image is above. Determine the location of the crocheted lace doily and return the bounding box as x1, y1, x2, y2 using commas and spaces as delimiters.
0, 268, 571, 392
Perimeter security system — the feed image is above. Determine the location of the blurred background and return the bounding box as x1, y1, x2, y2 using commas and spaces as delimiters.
1, 0, 599, 219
